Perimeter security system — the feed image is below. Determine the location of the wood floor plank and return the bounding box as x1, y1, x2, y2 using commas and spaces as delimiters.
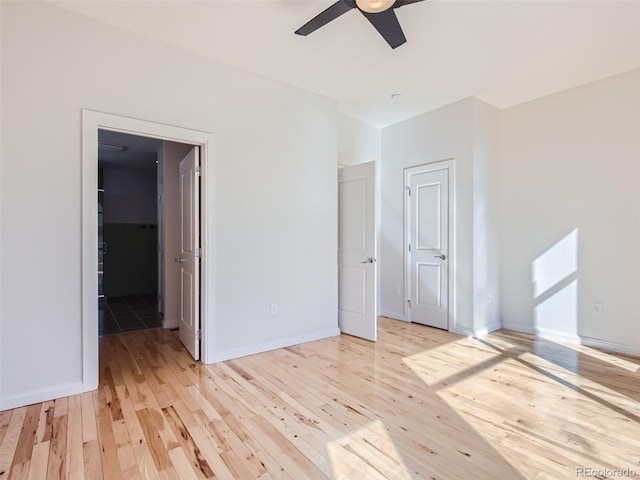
115, 383, 161, 480
81, 439, 103, 480
0, 408, 27, 479
0, 410, 13, 447
7, 462, 29, 480
186, 426, 236, 480
161, 406, 214, 480
25, 442, 49, 480
45, 414, 67, 480
96, 388, 123, 480
8, 405, 40, 479
52, 398, 67, 419
9, 405, 40, 467
198, 415, 268, 478
80, 392, 98, 444
65, 395, 84, 480
33, 402, 54, 446
167, 447, 199, 480
136, 409, 172, 472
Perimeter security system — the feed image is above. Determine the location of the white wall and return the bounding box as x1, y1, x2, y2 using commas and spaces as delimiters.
102, 166, 157, 224
499, 68, 640, 355
380, 99, 475, 332
380, 98, 502, 336
0, 2, 339, 409
338, 114, 381, 167
472, 99, 501, 333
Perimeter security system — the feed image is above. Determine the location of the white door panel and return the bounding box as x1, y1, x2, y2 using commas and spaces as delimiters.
417, 262, 442, 306
407, 167, 449, 329
338, 162, 377, 341
416, 183, 442, 250
178, 147, 200, 360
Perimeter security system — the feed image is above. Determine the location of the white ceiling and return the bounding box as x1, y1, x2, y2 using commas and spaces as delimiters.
53, 0, 640, 127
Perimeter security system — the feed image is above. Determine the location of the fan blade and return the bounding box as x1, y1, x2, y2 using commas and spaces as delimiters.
295, 1, 355, 36
394, 0, 426, 6
362, 10, 406, 49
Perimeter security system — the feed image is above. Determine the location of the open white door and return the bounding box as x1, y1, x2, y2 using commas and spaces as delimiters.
338, 162, 377, 341
177, 148, 200, 360
406, 165, 450, 330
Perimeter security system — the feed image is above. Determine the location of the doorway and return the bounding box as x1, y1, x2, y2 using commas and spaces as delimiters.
98, 130, 163, 335
404, 161, 454, 330
82, 110, 215, 392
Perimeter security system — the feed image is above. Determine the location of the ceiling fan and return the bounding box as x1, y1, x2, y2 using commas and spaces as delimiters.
295, 0, 425, 49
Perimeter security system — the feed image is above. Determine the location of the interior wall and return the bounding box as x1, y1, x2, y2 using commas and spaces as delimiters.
0, 1, 339, 409
471, 99, 501, 333
102, 166, 157, 224
338, 113, 381, 167
380, 98, 475, 333
499, 68, 640, 355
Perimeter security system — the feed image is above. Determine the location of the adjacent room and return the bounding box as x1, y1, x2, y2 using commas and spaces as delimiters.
1, 1, 639, 478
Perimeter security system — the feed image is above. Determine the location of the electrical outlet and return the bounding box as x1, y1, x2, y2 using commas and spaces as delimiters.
270, 304, 278, 315
593, 303, 602, 315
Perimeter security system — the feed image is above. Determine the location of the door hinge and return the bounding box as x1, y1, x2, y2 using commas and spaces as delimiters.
195, 247, 202, 258
195, 166, 202, 177
405, 186, 411, 196
196, 329, 202, 340
408, 244, 411, 252
407, 299, 412, 309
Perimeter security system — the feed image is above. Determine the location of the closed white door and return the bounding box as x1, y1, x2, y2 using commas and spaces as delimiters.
338, 162, 377, 341
407, 167, 449, 329
177, 148, 200, 360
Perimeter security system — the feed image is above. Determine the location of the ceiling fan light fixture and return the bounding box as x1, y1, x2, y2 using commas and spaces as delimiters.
356, 0, 395, 14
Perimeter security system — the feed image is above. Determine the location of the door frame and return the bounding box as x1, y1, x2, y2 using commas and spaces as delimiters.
81, 110, 216, 391
403, 159, 455, 331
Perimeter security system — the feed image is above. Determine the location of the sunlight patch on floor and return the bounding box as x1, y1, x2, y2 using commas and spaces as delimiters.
326, 420, 413, 480
561, 343, 640, 373
436, 355, 640, 478
403, 336, 503, 386
517, 351, 640, 416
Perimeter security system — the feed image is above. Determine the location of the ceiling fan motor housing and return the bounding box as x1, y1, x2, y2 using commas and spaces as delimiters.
295, 0, 424, 49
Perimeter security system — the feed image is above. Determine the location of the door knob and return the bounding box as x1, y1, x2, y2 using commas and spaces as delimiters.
174, 257, 185, 263
434, 254, 446, 260
361, 257, 375, 264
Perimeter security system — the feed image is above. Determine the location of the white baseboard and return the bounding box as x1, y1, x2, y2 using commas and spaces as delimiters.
535, 327, 581, 344
473, 322, 502, 337
451, 323, 501, 337
501, 324, 640, 357
579, 336, 640, 357
501, 322, 535, 335
451, 325, 473, 336
379, 311, 407, 321
163, 318, 179, 329
0, 381, 85, 411
209, 327, 341, 364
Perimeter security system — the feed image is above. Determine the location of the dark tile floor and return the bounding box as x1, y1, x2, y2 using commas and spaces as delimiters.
99, 294, 163, 335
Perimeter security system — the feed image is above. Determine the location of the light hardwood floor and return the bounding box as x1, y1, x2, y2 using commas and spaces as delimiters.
1, 317, 639, 479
